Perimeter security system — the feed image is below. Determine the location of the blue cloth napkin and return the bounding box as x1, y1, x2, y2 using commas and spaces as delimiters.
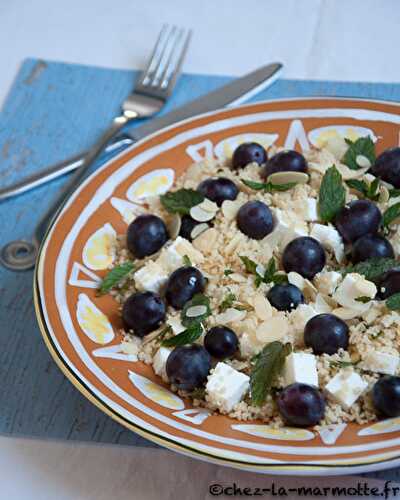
0, 58, 399, 463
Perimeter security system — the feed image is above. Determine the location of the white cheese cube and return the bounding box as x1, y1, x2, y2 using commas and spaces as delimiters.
325, 370, 368, 409
310, 224, 344, 263
153, 347, 172, 380
134, 261, 168, 293
206, 362, 250, 412
332, 273, 377, 311
157, 236, 204, 272
362, 351, 399, 376
314, 270, 342, 295
283, 352, 319, 387
304, 199, 318, 222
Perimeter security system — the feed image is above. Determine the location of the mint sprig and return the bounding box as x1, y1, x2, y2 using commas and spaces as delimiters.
342, 257, 398, 283
161, 322, 203, 347
250, 342, 292, 406
342, 136, 375, 170
160, 188, 204, 215
219, 292, 236, 312
97, 262, 135, 295
383, 202, 400, 228
346, 178, 380, 201
318, 165, 346, 223
242, 179, 297, 193
240, 256, 287, 288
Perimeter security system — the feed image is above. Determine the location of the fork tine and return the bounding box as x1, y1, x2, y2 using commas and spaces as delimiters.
157, 27, 184, 89
159, 28, 192, 92
140, 24, 170, 86
148, 25, 180, 87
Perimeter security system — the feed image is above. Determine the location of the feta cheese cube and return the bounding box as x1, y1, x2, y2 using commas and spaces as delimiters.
206, 362, 250, 412
325, 370, 368, 409
310, 224, 344, 263
304, 199, 318, 222
332, 273, 377, 311
134, 261, 168, 293
283, 352, 319, 387
157, 236, 204, 272
362, 351, 399, 376
314, 270, 342, 295
153, 347, 172, 380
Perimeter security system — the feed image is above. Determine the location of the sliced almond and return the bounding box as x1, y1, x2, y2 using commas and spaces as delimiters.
355, 154, 372, 169
332, 307, 365, 320
221, 199, 240, 220
167, 214, 181, 240
185, 305, 208, 318
379, 185, 390, 204
267, 171, 309, 185
192, 227, 218, 253
355, 278, 377, 298
216, 308, 247, 324
256, 316, 288, 343
288, 271, 305, 290
198, 198, 219, 213
229, 273, 247, 283
336, 164, 370, 180
190, 223, 209, 240
253, 294, 273, 320
190, 205, 215, 222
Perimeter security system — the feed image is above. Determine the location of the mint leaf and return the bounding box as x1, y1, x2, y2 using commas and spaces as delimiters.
342, 257, 398, 283
386, 293, 400, 311
154, 325, 173, 344
389, 188, 400, 199
383, 202, 400, 228
182, 254, 192, 266
162, 322, 203, 347
219, 292, 236, 312
224, 269, 234, 276
329, 360, 356, 368
97, 262, 135, 295
318, 166, 346, 223
345, 178, 380, 201
342, 136, 375, 170
239, 255, 258, 274
250, 342, 292, 406
181, 293, 211, 327
355, 296, 372, 304
242, 179, 297, 193
160, 189, 204, 215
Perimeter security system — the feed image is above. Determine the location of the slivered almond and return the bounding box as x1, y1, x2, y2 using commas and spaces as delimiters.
192, 228, 218, 253
221, 199, 240, 220
356, 154, 372, 169
190, 205, 215, 222
167, 214, 181, 240
267, 171, 309, 185
216, 308, 247, 324
253, 294, 273, 320
198, 198, 219, 213
255, 316, 288, 342
288, 271, 305, 290
190, 223, 209, 240
336, 164, 370, 180
186, 305, 208, 318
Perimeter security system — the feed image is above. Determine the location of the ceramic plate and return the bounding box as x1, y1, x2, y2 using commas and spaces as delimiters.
35, 98, 400, 475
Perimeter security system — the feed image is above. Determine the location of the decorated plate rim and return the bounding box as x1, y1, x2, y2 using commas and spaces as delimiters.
34, 96, 400, 475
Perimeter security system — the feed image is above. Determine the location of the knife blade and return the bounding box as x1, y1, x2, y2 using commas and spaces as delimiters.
0, 63, 282, 202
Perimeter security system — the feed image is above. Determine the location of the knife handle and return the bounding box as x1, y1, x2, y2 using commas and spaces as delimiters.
0, 135, 134, 203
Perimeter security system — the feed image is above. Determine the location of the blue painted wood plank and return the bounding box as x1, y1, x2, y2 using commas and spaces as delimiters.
1, 59, 400, 477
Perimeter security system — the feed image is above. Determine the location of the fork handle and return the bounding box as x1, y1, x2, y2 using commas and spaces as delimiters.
0, 114, 137, 271
34, 114, 136, 244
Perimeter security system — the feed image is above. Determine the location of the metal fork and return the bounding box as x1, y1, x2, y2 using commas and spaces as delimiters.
1, 24, 191, 271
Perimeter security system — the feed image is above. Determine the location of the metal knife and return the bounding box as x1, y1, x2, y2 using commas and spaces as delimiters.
0, 63, 282, 202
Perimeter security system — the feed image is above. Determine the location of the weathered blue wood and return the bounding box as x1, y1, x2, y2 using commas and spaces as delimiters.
1, 59, 400, 478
